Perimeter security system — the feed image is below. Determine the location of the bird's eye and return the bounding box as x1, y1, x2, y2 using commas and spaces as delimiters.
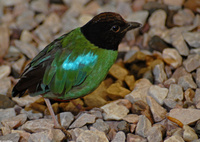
111, 25, 120, 32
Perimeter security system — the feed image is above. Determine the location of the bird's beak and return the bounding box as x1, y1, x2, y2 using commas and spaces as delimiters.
126, 21, 142, 31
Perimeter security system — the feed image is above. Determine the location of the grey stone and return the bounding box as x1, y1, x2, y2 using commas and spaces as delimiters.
0, 65, 11, 80
0, 133, 20, 142
167, 84, 183, 101
149, 9, 167, 28
163, 98, 178, 109
30, 0, 48, 13
0, 108, 16, 122
173, 9, 194, 26
111, 131, 125, 142
164, 135, 184, 142
12, 95, 41, 107
178, 74, 197, 90
69, 113, 96, 129
147, 124, 164, 142
135, 115, 152, 137
171, 67, 190, 82
117, 121, 129, 133
0, 77, 11, 95
20, 109, 43, 120
183, 54, 200, 72
183, 125, 198, 141
28, 130, 52, 142
196, 68, 200, 88
153, 62, 167, 84
123, 114, 139, 124
59, 112, 74, 128
92, 119, 110, 133
148, 85, 168, 105
127, 133, 147, 142
183, 32, 200, 48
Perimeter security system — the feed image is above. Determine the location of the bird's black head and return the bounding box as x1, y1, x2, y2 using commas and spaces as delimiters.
81, 12, 142, 50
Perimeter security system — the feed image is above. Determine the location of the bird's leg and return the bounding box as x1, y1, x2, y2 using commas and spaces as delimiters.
44, 98, 72, 140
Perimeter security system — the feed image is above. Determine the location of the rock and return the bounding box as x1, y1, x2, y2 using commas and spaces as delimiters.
123, 114, 139, 124
28, 130, 52, 142
20, 109, 43, 120
125, 75, 135, 90
127, 133, 147, 142
101, 101, 129, 120
171, 32, 189, 56
11, 130, 31, 142
183, 54, 200, 72
1, 0, 23, 6
16, 10, 37, 30
178, 74, 197, 90
109, 64, 129, 80
163, 0, 184, 6
183, 125, 198, 141
117, 121, 129, 133
164, 78, 176, 88
1, 125, 11, 136
20, 30, 33, 43
149, 9, 167, 28
135, 115, 152, 138
0, 77, 11, 95
89, 108, 103, 119
69, 113, 96, 129
82, 1, 100, 15
34, 25, 53, 43
148, 36, 170, 53
184, 0, 200, 13
111, 131, 125, 142
0, 25, 9, 58
30, 103, 46, 113
194, 89, 200, 105
131, 100, 153, 123
79, 14, 93, 25
125, 79, 152, 103
183, 32, 200, 48
153, 62, 167, 83
173, 9, 194, 26
167, 84, 183, 101
92, 119, 110, 133
116, 99, 132, 110
146, 96, 167, 122
58, 112, 74, 128
76, 128, 109, 142
143, 2, 168, 14
196, 68, 200, 88
163, 98, 178, 109
1, 114, 27, 129
162, 48, 182, 69
0, 108, 16, 122
0, 133, 20, 142
12, 95, 42, 107
147, 124, 165, 142
184, 88, 195, 103
171, 67, 190, 82
148, 85, 168, 105
0, 94, 16, 109
169, 108, 200, 125
21, 119, 54, 132
11, 55, 26, 74
164, 135, 184, 142
107, 83, 131, 100
0, 65, 11, 79
30, 0, 48, 13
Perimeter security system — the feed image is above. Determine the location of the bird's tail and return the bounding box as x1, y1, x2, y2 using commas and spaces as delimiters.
12, 85, 26, 98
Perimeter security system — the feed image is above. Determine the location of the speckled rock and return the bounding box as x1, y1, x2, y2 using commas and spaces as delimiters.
0, 65, 11, 80
59, 112, 74, 128
149, 9, 167, 29
173, 9, 194, 26
109, 64, 129, 80
167, 84, 183, 101
196, 68, 200, 88
0, 108, 16, 122
0, 133, 20, 142
123, 114, 139, 124
164, 135, 184, 142
183, 32, 200, 48
12, 95, 42, 107
111, 131, 125, 142
183, 54, 200, 72
127, 133, 147, 142
153, 62, 167, 84
178, 74, 197, 90
183, 125, 198, 141
92, 119, 110, 133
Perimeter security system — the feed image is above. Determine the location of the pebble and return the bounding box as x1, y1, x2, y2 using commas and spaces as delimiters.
125, 75, 135, 90
69, 113, 96, 129
163, 0, 184, 7
21, 119, 54, 133
0, 95, 16, 109
109, 64, 129, 80
107, 83, 131, 100
127, 133, 147, 142
143, 1, 168, 14
183, 32, 200, 48
28, 130, 52, 142
34, 25, 53, 43
127, 11, 149, 26
117, 121, 130, 133
92, 119, 110, 134
171, 67, 190, 82
82, 1, 100, 15
183, 54, 200, 72
11, 130, 31, 142
183, 125, 198, 141
111, 131, 125, 142
184, 88, 195, 103
101, 101, 129, 120
164, 135, 184, 142
12, 95, 41, 107
1, 114, 27, 129
0, 25, 9, 58
173, 9, 194, 26
20, 109, 43, 120
0, 108, 16, 122
146, 96, 167, 122
59, 112, 74, 128
163, 98, 178, 109
167, 84, 183, 101
147, 124, 164, 142
162, 48, 182, 69
0, 65, 11, 80
153, 62, 167, 84
148, 85, 168, 105
20, 30, 33, 43
30, 0, 49, 13
169, 108, 200, 125
11, 55, 26, 74
149, 9, 167, 29
184, 0, 200, 13
196, 68, 200, 88
135, 115, 152, 138
125, 79, 152, 103
123, 114, 139, 124
178, 74, 197, 90
194, 89, 200, 105
0, 133, 20, 142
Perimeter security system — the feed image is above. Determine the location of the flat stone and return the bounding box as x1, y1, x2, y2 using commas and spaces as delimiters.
171, 67, 190, 82
147, 124, 164, 142
109, 64, 129, 80
0, 133, 20, 142
196, 68, 200, 88
21, 119, 54, 132
11, 130, 31, 142
69, 113, 96, 129
183, 54, 200, 72
135, 115, 152, 138
164, 135, 184, 142
164, 78, 176, 88
125, 75, 135, 90
0, 108, 16, 122
89, 108, 103, 119
163, 0, 184, 6
153, 62, 167, 84
183, 32, 200, 48
101, 101, 129, 121
148, 85, 168, 105
57, 112, 74, 128
167, 84, 183, 101
169, 108, 200, 125
149, 9, 167, 28
0, 77, 11, 95
123, 114, 139, 124
28, 130, 52, 142
149, 36, 170, 53
127, 133, 147, 142
0, 25, 9, 58
194, 89, 200, 105
1, 114, 27, 129
173, 9, 194, 26
11, 55, 26, 74
12, 95, 42, 107
2, 0, 23, 6
163, 98, 178, 109
183, 125, 198, 141
92, 119, 110, 133
20, 30, 33, 43
20, 109, 43, 120
178, 74, 197, 90
111, 131, 125, 142
125, 79, 152, 103
30, 0, 48, 13
0, 65, 10, 80
107, 83, 131, 100
117, 121, 130, 133
0, 94, 16, 109
34, 25, 53, 43
127, 10, 149, 26
146, 96, 167, 122
162, 48, 182, 69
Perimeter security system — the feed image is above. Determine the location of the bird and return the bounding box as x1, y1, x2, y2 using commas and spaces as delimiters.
12, 12, 141, 138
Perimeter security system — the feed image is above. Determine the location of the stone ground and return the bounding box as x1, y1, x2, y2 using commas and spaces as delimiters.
0, 0, 200, 141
